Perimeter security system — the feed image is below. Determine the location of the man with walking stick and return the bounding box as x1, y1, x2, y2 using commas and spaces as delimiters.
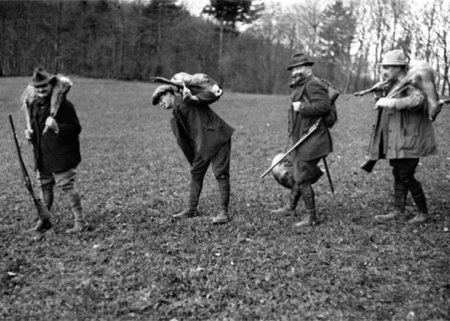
270, 53, 333, 227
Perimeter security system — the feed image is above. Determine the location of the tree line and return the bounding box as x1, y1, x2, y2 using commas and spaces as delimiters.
0, 0, 449, 96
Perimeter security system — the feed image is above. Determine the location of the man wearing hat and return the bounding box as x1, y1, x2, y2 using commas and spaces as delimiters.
151, 84, 234, 224
271, 52, 333, 227
24, 67, 84, 233
366, 49, 437, 224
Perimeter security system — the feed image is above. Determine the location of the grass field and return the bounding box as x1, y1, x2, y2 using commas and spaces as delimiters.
0, 77, 449, 320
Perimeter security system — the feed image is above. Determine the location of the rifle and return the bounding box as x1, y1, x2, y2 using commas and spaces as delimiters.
9, 115, 51, 230
354, 79, 392, 96
440, 98, 450, 106
260, 119, 321, 179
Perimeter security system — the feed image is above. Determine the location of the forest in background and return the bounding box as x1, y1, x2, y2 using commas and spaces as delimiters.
0, 0, 449, 95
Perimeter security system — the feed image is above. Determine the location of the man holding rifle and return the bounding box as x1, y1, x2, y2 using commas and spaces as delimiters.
271, 53, 333, 227
24, 67, 84, 233
364, 49, 437, 224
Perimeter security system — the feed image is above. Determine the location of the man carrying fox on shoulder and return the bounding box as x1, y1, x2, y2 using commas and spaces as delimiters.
21, 67, 85, 233
359, 49, 437, 224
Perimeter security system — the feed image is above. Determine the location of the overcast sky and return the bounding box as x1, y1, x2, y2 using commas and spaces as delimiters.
180, 0, 300, 16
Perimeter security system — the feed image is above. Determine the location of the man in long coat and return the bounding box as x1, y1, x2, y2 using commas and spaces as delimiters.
24, 67, 84, 233
271, 53, 333, 227
367, 49, 437, 224
152, 84, 234, 224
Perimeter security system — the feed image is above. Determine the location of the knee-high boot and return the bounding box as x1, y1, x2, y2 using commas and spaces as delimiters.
172, 179, 202, 219
28, 189, 53, 233
66, 190, 85, 233
212, 177, 231, 224
294, 183, 318, 227
375, 181, 407, 221
42, 189, 54, 211
408, 180, 429, 224
271, 184, 302, 216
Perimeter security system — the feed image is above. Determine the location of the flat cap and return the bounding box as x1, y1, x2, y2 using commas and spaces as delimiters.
151, 85, 175, 105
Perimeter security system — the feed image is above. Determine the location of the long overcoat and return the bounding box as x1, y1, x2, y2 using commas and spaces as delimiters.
289, 75, 333, 162
170, 95, 234, 165
28, 97, 82, 174
367, 84, 437, 160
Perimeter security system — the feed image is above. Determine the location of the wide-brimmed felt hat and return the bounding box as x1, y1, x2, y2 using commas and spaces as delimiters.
151, 85, 175, 105
287, 52, 314, 70
30, 67, 56, 87
379, 49, 408, 66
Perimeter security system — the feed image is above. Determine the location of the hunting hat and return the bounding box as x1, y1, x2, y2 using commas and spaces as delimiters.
379, 49, 408, 66
151, 85, 175, 105
30, 67, 56, 87
287, 52, 314, 70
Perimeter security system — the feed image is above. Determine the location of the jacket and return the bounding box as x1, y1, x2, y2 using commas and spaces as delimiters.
170, 95, 234, 164
28, 97, 81, 174
289, 75, 333, 161
367, 83, 437, 160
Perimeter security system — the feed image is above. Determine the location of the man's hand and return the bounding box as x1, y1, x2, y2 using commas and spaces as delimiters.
292, 101, 302, 112
182, 84, 199, 101
375, 97, 396, 109
182, 85, 192, 99
24, 128, 34, 141
44, 116, 59, 134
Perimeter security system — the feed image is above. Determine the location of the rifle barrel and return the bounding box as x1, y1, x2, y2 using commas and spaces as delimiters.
260, 119, 320, 179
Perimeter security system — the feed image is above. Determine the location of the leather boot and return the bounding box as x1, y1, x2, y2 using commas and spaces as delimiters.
408, 180, 429, 223
172, 208, 198, 220
271, 184, 301, 216
212, 209, 230, 224
66, 191, 85, 233
212, 177, 231, 224
172, 179, 202, 221
294, 209, 319, 227
374, 210, 401, 221
27, 189, 53, 233
42, 188, 54, 211
295, 184, 319, 227
27, 217, 52, 233
408, 212, 429, 224
375, 182, 407, 221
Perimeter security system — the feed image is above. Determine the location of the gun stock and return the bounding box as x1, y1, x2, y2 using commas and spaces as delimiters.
361, 159, 377, 173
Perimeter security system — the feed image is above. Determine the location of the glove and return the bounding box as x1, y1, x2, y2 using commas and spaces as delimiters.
375, 97, 396, 109
44, 116, 59, 134
24, 128, 34, 141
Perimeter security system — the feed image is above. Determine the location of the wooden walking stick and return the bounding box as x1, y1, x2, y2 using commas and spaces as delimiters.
322, 157, 334, 194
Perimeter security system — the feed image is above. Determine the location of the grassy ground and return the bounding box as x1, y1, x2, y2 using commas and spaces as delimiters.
0, 77, 449, 320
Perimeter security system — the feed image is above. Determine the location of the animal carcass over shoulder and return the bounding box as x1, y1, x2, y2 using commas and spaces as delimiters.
170, 72, 223, 104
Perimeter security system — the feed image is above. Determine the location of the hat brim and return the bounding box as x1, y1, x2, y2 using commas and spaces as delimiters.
152, 86, 175, 105
378, 62, 407, 66
287, 61, 314, 70
30, 76, 56, 87
152, 92, 164, 105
